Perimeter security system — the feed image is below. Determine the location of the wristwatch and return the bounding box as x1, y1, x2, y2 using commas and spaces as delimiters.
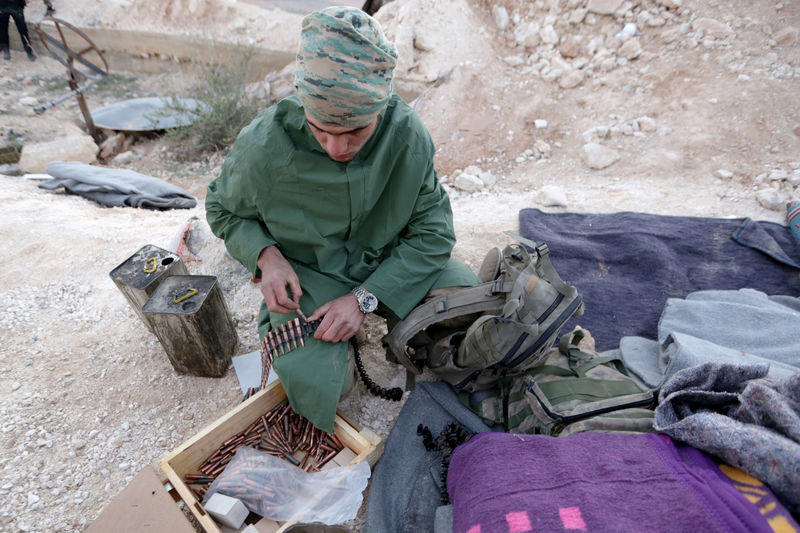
352, 286, 378, 314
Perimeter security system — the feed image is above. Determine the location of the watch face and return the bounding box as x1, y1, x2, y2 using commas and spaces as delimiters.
362, 294, 378, 313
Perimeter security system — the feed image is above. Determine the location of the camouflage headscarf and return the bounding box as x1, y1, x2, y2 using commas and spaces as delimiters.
295, 7, 398, 128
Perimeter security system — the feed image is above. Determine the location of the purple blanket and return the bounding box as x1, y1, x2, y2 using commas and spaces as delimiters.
448, 432, 798, 533
518, 209, 800, 350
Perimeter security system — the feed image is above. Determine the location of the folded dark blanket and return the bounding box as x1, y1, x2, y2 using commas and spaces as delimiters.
518, 209, 800, 350
39, 161, 197, 210
363, 381, 492, 533
654, 362, 800, 515
448, 431, 799, 533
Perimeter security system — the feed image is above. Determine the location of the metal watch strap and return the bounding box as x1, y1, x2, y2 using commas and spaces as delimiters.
352, 286, 377, 314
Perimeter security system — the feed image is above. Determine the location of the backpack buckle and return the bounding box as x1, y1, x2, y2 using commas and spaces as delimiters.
490, 279, 504, 294
535, 242, 550, 257
434, 300, 448, 313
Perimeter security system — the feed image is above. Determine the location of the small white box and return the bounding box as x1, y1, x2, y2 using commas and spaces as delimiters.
205, 492, 249, 529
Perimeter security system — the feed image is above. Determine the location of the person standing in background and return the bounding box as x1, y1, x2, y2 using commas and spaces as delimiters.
1, 0, 53, 61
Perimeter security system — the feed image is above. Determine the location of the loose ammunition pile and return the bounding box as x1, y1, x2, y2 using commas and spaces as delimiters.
184, 400, 345, 501
259, 318, 323, 390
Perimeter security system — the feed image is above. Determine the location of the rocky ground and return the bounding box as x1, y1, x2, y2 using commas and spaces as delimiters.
0, 0, 797, 531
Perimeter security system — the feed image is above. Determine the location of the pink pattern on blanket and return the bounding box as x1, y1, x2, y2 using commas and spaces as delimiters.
506, 511, 532, 532
465, 526, 481, 533
559, 507, 588, 530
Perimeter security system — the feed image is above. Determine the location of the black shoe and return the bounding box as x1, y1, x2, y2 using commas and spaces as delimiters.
27, 50, 36, 61
2, 50, 9, 60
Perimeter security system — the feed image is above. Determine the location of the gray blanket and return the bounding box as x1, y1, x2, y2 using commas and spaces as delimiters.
363, 381, 492, 533
653, 362, 800, 515
617, 289, 800, 389
39, 161, 196, 210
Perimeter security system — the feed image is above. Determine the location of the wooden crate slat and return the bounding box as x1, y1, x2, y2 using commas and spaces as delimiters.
158, 379, 378, 532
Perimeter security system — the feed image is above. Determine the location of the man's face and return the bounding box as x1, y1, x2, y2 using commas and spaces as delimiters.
305, 111, 379, 163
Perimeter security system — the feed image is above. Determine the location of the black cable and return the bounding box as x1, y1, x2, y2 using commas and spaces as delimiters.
351, 339, 403, 401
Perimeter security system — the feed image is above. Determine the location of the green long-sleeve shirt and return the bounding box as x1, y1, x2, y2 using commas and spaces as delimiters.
206, 93, 478, 431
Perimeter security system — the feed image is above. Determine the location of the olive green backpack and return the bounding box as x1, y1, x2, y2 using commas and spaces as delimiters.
465, 329, 656, 435
382, 232, 584, 392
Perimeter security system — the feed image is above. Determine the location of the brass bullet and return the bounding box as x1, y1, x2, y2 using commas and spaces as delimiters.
294, 317, 305, 347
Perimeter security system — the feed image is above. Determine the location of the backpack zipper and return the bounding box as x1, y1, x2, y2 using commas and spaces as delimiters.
526, 384, 655, 422
504, 295, 583, 369
490, 293, 566, 370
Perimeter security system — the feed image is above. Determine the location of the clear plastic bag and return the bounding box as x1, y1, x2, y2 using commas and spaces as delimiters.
203, 446, 370, 525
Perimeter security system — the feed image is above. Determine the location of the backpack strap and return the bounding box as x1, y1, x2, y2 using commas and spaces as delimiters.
559, 330, 629, 377
502, 231, 583, 323
382, 282, 507, 374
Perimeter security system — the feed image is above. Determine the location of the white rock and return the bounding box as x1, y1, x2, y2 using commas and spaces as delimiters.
655, 0, 681, 8
661, 27, 682, 43
514, 22, 541, 48
538, 185, 569, 207
756, 189, 788, 211
27, 493, 39, 507
569, 9, 587, 24
112, 151, 136, 165
635, 116, 657, 132
559, 69, 585, 89
492, 6, 509, 30
581, 142, 621, 169
692, 17, 733, 39
618, 38, 642, 59
540, 25, 559, 45
413, 30, 434, 52
19, 97, 38, 107
582, 126, 608, 143
503, 55, 526, 66
600, 57, 616, 71
454, 173, 484, 193
714, 169, 734, 179
586, 0, 624, 15
18, 123, 98, 173
11, 382, 21, 391
463, 165, 483, 176
768, 170, 789, 181
534, 140, 552, 156
534, 119, 548, 129
479, 171, 497, 187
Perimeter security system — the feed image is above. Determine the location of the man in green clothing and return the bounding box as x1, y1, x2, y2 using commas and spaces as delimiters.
206, 7, 479, 432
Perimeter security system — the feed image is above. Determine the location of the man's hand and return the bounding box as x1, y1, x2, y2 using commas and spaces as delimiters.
257, 246, 302, 314
308, 294, 364, 343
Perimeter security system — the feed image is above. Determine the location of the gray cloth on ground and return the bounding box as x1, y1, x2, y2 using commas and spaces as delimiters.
616, 289, 800, 389
654, 362, 800, 515
434, 505, 453, 533
39, 161, 196, 209
363, 381, 492, 533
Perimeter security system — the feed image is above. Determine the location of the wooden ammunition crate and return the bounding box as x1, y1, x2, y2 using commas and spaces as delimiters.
159, 380, 382, 533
